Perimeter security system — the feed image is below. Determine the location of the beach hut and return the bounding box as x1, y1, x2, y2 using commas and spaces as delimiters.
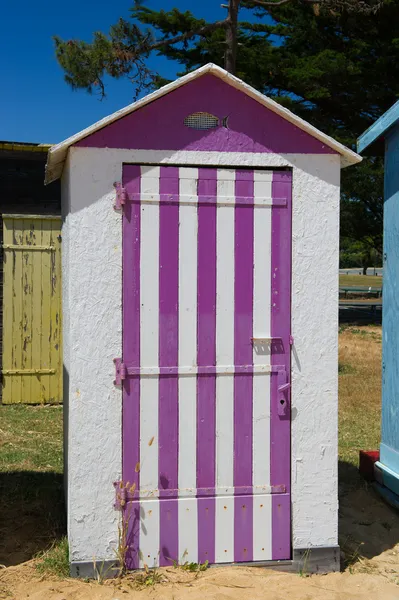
358, 102, 399, 505
45, 63, 361, 576
0, 142, 62, 405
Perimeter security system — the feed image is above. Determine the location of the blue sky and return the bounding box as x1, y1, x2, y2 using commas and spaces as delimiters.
1, 0, 248, 144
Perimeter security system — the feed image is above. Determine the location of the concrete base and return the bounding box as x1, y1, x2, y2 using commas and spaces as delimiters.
291, 546, 340, 574
69, 546, 340, 579
70, 560, 120, 579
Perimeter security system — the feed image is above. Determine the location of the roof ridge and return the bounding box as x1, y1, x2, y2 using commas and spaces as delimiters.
45, 63, 361, 183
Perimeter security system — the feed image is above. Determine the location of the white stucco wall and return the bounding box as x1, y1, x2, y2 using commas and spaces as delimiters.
62, 148, 122, 563
63, 146, 340, 562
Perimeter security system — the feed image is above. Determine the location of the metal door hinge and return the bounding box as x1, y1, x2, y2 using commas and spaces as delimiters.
114, 183, 127, 212
114, 358, 126, 385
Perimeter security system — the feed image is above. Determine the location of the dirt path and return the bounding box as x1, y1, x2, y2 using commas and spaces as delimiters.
2, 560, 399, 600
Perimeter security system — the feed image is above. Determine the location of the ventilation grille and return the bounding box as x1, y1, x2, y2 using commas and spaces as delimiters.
184, 112, 219, 130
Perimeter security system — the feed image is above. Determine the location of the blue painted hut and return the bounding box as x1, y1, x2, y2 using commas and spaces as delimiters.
358, 102, 399, 501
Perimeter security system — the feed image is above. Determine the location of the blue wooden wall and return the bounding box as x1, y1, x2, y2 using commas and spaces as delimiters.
381, 124, 399, 477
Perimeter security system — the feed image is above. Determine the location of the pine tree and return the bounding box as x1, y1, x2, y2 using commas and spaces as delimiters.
54, 0, 399, 257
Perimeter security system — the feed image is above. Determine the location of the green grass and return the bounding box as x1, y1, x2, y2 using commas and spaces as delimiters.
340, 274, 382, 288
0, 404, 65, 568
0, 404, 63, 473
36, 537, 69, 578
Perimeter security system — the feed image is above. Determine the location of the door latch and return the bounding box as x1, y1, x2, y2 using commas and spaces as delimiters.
277, 369, 291, 417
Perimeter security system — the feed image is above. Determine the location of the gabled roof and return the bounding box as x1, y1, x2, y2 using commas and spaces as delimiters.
45, 63, 361, 183
357, 100, 399, 154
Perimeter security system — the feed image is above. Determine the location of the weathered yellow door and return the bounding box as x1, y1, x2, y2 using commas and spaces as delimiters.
2, 215, 62, 404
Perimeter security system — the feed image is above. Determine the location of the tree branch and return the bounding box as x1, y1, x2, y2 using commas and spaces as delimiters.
241, 0, 383, 11
145, 18, 229, 53
243, 0, 300, 6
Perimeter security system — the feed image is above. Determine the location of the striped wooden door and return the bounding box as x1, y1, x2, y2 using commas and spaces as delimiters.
121, 165, 291, 568
2, 215, 62, 404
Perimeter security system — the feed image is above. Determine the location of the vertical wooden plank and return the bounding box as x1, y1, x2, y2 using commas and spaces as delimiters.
215, 169, 235, 564
12, 219, 24, 403
40, 220, 52, 403
2, 219, 14, 403
233, 169, 254, 563
31, 219, 43, 404
49, 219, 57, 402
21, 219, 34, 403
196, 168, 218, 564
55, 219, 62, 403
49, 218, 62, 403
252, 171, 273, 561
139, 167, 160, 501
178, 168, 199, 565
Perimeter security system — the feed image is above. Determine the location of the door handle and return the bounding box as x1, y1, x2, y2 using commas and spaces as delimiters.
277, 370, 290, 417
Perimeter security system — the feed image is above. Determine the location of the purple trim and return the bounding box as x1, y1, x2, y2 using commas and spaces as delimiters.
159, 500, 179, 567
196, 168, 217, 565
122, 164, 141, 569
271, 170, 292, 560
76, 75, 335, 155
233, 169, 254, 563
270, 494, 291, 561
197, 497, 216, 565
158, 166, 179, 566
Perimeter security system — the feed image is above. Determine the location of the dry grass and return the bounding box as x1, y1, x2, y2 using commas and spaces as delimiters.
339, 325, 382, 467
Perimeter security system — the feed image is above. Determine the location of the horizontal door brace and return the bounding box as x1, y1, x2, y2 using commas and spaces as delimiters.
2, 245, 56, 251
118, 192, 287, 208
112, 185, 287, 211
114, 482, 287, 509
114, 358, 286, 385
2, 368, 56, 375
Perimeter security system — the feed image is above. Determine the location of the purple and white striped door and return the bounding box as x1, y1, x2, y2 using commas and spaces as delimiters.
121, 165, 291, 569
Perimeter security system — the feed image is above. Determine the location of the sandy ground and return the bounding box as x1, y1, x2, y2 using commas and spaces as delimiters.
2, 560, 399, 600
2, 480, 399, 600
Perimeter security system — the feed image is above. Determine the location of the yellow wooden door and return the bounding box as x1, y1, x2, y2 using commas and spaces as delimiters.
2, 215, 62, 404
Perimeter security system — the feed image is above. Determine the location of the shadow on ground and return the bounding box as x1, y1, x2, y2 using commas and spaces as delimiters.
339, 460, 399, 564
1, 463, 398, 569
0, 471, 65, 567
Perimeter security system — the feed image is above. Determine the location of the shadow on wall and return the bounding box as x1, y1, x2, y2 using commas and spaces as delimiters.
0, 471, 66, 567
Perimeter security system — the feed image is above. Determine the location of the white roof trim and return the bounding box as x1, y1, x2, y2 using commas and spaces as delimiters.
45, 63, 361, 183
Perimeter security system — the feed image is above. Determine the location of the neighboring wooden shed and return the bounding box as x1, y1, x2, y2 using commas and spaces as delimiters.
0, 142, 62, 404
358, 103, 399, 503
45, 63, 361, 577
